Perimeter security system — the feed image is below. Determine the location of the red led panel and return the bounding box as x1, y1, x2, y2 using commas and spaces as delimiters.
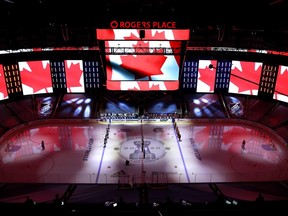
274, 65, 288, 102
0, 64, 8, 100
196, 60, 217, 93
228, 61, 263, 95
64, 60, 85, 93
19, 60, 53, 95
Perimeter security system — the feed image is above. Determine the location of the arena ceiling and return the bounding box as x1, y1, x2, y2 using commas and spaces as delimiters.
0, 0, 288, 51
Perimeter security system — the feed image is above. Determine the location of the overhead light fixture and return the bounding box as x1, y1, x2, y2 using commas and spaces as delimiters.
3, 0, 15, 3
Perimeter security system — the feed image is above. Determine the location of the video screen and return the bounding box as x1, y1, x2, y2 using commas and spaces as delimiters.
64, 60, 85, 93
96, 29, 190, 41
99, 29, 189, 91
228, 60, 263, 95
105, 40, 181, 90
0, 64, 8, 100
18, 60, 53, 95
274, 65, 288, 103
196, 60, 217, 93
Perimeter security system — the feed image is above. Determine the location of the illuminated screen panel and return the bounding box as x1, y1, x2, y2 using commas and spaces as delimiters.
101, 29, 188, 91
106, 80, 179, 91
64, 60, 85, 93
258, 64, 277, 98
274, 65, 288, 103
97, 29, 190, 40
18, 60, 53, 95
228, 61, 263, 95
0, 64, 8, 100
83, 60, 102, 89
51, 61, 66, 93
181, 60, 198, 91
106, 48, 180, 81
4, 63, 22, 96
214, 60, 232, 92
105, 40, 181, 91
196, 60, 217, 93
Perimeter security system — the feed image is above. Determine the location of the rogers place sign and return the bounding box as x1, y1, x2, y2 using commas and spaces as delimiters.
110, 21, 177, 29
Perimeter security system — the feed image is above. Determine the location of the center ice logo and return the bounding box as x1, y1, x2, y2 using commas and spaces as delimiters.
119, 137, 166, 163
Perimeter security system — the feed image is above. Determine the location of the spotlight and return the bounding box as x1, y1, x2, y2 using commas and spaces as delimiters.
181, 200, 191, 206
225, 199, 232, 205
152, 202, 160, 207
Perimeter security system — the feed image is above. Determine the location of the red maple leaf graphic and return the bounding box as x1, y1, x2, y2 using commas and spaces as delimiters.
148, 82, 162, 90
125, 81, 163, 91
120, 54, 167, 79
106, 30, 181, 87
0, 65, 8, 99
19, 61, 52, 93
120, 35, 167, 80
106, 81, 120, 90
65, 61, 83, 92
222, 127, 251, 145
275, 65, 288, 95
122, 30, 167, 41
198, 60, 217, 92
29, 127, 61, 150
230, 61, 262, 93
106, 80, 179, 91
193, 126, 212, 147
71, 127, 88, 149
230, 76, 258, 94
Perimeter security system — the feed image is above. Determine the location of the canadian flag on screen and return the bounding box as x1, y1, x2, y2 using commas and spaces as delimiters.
229, 61, 262, 95
105, 29, 182, 91
65, 60, 85, 93
19, 60, 53, 95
